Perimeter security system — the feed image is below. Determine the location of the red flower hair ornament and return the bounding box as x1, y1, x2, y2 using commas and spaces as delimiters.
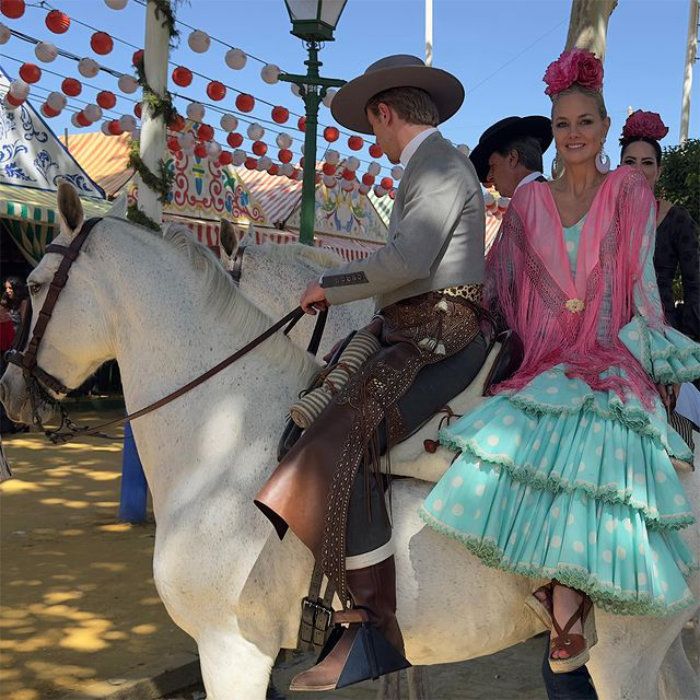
543, 48, 604, 97
621, 110, 669, 142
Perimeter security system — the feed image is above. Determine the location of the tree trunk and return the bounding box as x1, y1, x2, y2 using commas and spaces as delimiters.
565, 0, 618, 61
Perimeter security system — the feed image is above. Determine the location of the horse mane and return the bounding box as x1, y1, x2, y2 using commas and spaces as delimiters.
246, 241, 345, 271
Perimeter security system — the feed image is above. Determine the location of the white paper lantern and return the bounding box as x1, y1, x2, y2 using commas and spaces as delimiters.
456, 144, 470, 156
341, 179, 354, 192
182, 139, 195, 155
374, 185, 387, 197
35, 42, 58, 63
322, 89, 336, 108
325, 149, 340, 165
9, 79, 29, 100
391, 165, 404, 180
322, 174, 336, 188
207, 140, 222, 159
260, 64, 280, 85
246, 122, 264, 141
186, 102, 205, 123
132, 127, 141, 141
84, 103, 103, 122
276, 132, 292, 149
225, 48, 247, 70
280, 163, 294, 177
232, 149, 246, 166
220, 113, 238, 132
179, 132, 195, 149
71, 113, 82, 128
368, 161, 381, 177
105, 0, 128, 8
188, 30, 210, 54
290, 83, 301, 97
358, 183, 370, 195
46, 91, 67, 111
101, 120, 112, 135
483, 190, 495, 206
498, 196, 509, 209
78, 57, 100, 78
345, 156, 360, 172
119, 114, 137, 132
117, 74, 137, 94
0, 23, 11, 45
257, 156, 272, 171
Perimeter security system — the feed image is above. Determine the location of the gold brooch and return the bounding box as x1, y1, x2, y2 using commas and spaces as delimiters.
565, 298, 585, 313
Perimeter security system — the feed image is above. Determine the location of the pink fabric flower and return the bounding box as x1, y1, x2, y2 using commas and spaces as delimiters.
543, 49, 604, 97
622, 110, 669, 142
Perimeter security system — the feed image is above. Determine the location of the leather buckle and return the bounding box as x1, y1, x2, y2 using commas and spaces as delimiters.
299, 596, 333, 651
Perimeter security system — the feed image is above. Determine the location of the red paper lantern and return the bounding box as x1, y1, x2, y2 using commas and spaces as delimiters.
132, 49, 144, 67
381, 177, 393, 190
322, 162, 336, 176
207, 80, 226, 101
271, 106, 289, 124
96, 90, 116, 109
5, 93, 24, 107
61, 77, 81, 96
389, 189, 396, 200
172, 66, 192, 87
348, 135, 364, 151
1, 0, 25, 19
342, 169, 355, 181
362, 173, 375, 186
226, 132, 243, 148
299, 157, 305, 169
91, 31, 113, 55
323, 126, 339, 143
41, 102, 59, 118
219, 150, 233, 166
297, 116, 306, 132
76, 111, 91, 127
167, 136, 180, 153
278, 149, 292, 164
197, 123, 214, 141
46, 9, 70, 34
19, 63, 41, 84
169, 113, 185, 132
133, 102, 142, 119
235, 93, 254, 113
252, 140, 267, 156
105, 119, 120, 135
194, 142, 208, 158
267, 164, 279, 176
244, 157, 258, 170
369, 143, 383, 158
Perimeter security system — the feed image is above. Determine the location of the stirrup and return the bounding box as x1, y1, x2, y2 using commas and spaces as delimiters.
548, 589, 597, 674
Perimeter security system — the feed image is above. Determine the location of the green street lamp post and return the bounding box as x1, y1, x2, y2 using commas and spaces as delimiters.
280, 0, 347, 245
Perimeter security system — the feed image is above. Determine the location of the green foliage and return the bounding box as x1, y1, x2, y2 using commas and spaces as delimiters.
657, 138, 700, 224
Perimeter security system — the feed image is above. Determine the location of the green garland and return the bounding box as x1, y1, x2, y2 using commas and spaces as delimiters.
127, 203, 161, 232
152, 0, 180, 47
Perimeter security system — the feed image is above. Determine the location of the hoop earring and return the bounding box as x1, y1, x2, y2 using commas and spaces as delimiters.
550, 154, 563, 179
595, 146, 610, 174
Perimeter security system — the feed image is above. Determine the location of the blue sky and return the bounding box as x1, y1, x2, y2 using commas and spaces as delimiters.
1, 0, 696, 174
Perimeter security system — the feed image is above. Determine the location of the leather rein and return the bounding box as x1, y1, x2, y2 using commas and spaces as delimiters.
6, 217, 327, 444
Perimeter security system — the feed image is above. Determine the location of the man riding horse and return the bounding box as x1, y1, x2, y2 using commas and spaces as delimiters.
255, 54, 488, 692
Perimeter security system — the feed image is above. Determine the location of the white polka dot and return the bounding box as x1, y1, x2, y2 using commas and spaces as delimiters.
595, 446, 603, 457
539, 457, 549, 469
602, 549, 613, 563
578, 462, 587, 473
475, 484, 486, 496
514, 434, 522, 446
593, 422, 602, 433
552, 507, 560, 519
451, 503, 464, 516
547, 372, 557, 379
622, 518, 632, 532
580, 418, 589, 428
573, 541, 584, 553
605, 518, 616, 533
551, 536, 562, 548
433, 499, 443, 512
628, 330, 640, 341
615, 448, 626, 461
487, 435, 500, 447
638, 543, 646, 555
637, 573, 647, 586
652, 551, 659, 563
634, 473, 646, 485
546, 423, 554, 432
661, 581, 668, 592
523, 522, 531, 534
589, 531, 597, 545
655, 471, 667, 484
474, 420, 485, 429
451, 476, 464, 488
474, 509, 482, 519
567, 514, 575, 526
501, 497, 508, 510
617, 546, 627, 560
532, 440, 541, 450
546, 386, 559, 395
550, 432, 560, 444
674, 494, 686, 506
502, 414, 515, 426
528, 420, 537, 429
570, 396, 579, 405
566, 240, 575, 253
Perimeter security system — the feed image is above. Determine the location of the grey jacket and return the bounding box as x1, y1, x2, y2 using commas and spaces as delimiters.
322, 131, 485, 310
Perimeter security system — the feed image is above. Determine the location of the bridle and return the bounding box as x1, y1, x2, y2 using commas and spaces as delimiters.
4, 217, 327, 444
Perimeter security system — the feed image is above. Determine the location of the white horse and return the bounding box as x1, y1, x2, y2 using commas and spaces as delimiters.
1, 185, 697, 700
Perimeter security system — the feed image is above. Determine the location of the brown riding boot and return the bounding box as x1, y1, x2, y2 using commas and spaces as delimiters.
289, 556, 410, 692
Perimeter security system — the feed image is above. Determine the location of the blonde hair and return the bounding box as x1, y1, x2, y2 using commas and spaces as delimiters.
551, 84, 607, 119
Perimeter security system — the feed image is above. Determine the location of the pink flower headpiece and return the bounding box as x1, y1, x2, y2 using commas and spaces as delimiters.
543, 48, 603, 97
621, 110, 669, 143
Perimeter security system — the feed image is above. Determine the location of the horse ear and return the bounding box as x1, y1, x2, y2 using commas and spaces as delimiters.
57, 181, 84, 238
107, 192, 128, 219
219, 219, 238, 257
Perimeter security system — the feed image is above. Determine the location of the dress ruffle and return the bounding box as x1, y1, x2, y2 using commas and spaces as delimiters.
620, 316, 700, 384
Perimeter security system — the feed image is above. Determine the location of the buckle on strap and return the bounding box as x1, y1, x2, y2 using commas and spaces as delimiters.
299, 596, 333, 651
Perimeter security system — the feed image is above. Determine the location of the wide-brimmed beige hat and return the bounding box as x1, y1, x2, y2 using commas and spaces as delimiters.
331, 54, 464, 134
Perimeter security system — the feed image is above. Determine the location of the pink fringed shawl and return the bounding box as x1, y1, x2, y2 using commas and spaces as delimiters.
486, 166, 661, 405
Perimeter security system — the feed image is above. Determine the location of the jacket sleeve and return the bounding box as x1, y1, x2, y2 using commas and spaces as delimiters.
322, 154, 475, 305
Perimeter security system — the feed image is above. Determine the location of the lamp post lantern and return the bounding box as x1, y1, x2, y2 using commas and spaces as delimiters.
280, 0, 347, 244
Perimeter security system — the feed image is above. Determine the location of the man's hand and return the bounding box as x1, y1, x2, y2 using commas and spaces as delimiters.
300, 280, 329, 315
657, 383, 680, 412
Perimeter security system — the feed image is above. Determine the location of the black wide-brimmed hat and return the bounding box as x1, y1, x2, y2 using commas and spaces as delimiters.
469, 116, 553, 183
331, 54, 464, 135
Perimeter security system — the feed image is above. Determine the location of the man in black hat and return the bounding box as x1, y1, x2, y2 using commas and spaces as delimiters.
256, 55, 488, 692
469, 115, 552, 197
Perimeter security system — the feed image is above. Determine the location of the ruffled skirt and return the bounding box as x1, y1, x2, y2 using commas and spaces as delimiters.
419, 365, 698, 616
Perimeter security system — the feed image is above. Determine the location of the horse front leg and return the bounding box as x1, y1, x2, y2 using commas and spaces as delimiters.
658, 633, 700, 700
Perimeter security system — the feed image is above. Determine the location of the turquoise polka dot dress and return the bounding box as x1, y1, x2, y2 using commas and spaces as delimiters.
420, 216, 700, 616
